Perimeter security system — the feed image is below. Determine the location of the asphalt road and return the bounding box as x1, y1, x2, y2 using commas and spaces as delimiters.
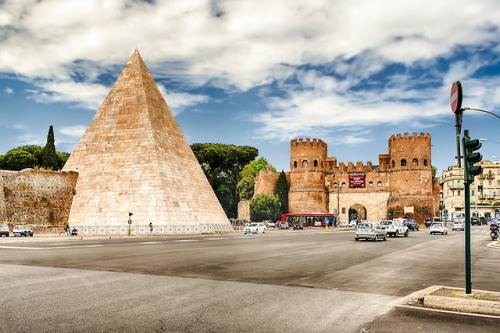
0, 224, 498, 332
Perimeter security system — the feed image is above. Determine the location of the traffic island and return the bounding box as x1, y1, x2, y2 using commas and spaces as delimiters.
423, 286, 500, 316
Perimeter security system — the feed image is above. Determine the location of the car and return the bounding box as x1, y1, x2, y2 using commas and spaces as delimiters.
13, 225, 33, 237
424, 217, 441, 228
430, 222, 448, 235
279, 222, 289, 229
471, 217, 481, 225
354, 222, 387, 241
0, 223, 9, 237
243, 223, 266, 234
380, 220, 409, 237
404, 220, 420, 231
263, 220, 275, 228
293, 222, 303, 230
452, 221, 465, 231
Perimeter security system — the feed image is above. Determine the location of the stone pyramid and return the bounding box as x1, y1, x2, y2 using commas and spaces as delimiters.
63, 50, 232, 234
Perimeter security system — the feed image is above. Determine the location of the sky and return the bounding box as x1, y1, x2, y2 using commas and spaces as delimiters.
1, 0, 500, 175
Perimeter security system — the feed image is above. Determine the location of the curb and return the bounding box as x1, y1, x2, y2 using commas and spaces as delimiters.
393, 285, 500, 317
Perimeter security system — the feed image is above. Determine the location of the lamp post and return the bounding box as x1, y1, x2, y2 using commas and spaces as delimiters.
336, 185, 342, 225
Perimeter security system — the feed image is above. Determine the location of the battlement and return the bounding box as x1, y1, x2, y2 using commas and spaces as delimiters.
335, 161, 376, 172
389, 132, 431, 141
291, 138, 327, 148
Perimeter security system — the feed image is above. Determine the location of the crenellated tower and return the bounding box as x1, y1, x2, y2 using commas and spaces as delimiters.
288, 138, 328, 213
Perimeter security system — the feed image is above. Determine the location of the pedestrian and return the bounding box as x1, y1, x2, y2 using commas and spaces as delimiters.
149, 222, 153, 234
66, 225, 71, 235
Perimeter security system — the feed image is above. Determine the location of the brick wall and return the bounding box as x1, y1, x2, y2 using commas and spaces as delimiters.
0, 169, 78, 233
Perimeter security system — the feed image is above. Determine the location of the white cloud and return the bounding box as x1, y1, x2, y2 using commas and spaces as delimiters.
59, 125, 87, 138
0, 0, 499, 143
4, 87, 13, 94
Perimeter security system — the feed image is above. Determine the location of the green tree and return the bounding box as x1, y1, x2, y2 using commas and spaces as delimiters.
250, 193, 281, 222
41, 125, 59, 170
0, 149, 38, 171
275, 170, 289, 214
237, 157, 276, 201
191, 143, 259, 218
432, 166, 437, 179
57, 152, 70, 170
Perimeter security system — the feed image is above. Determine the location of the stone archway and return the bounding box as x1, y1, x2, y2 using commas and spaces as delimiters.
349, 204, 367, 221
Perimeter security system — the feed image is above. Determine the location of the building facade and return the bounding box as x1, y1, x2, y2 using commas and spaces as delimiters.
254, 132, 440, 224
440, 160, 500, 220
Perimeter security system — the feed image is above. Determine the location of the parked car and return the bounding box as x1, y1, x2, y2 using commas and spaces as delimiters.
430, 222, 448, 235
380, 220, 409, 237
471, 217, 482, 225
293, 222, 303, 230
404, 220, 420, 231
13, 225, 33, 237
0, 223, 9, 237
452, 221, 465, 231
354, 222, 387, 241
243, 223, 267, 234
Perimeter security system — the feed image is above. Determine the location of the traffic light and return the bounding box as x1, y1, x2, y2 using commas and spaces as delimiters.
462, 130, 483, 183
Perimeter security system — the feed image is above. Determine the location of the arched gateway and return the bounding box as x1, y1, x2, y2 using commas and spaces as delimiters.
349, 204, 367, 221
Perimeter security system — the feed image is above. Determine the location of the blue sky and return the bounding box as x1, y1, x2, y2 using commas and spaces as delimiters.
1, 0, 500, 175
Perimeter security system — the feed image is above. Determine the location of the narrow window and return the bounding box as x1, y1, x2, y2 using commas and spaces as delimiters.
412, 158, 418, 166
294, 161, 298, 168
423, 159, 428, 166
369, 182, 373, 187
313, 160, 318, 167
401, 159, 407, 166
302, 160, 308, 167
392, 160, 395, 167
333, 182, 338, 188
377, 181, 382, 187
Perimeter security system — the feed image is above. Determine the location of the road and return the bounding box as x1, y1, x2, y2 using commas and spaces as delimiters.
0, 224, 498, 332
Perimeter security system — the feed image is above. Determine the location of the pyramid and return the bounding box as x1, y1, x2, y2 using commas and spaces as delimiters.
63, 50, 232, 234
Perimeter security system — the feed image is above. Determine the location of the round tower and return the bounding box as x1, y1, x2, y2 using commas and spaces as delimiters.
288, 138, 327, 214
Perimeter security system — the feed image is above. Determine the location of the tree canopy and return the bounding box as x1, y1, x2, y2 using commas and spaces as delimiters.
275, 170, 289, 215
41, 125, 59, 170
250, 193, 281, 222
0, 145, 70, 171
191, 143, 259, 218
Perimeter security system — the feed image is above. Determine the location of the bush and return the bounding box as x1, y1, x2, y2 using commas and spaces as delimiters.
250, 193, 281, 222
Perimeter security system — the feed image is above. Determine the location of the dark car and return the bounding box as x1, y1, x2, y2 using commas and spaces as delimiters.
404, 220, 420, 231
293, 222, 303, 230
471, 217, 481, 225
424, 218, 433, 228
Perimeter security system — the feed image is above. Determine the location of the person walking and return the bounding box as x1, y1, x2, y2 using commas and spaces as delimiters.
149, 222, 153, 234
66, 225, 71, 236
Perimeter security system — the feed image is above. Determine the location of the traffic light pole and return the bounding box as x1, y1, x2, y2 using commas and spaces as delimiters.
464, 180, 472, 295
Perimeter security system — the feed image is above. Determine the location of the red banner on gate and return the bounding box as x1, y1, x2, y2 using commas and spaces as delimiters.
349, 175, 365, 188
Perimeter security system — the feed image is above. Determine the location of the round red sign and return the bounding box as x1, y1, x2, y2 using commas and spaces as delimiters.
450, 81, 462, 113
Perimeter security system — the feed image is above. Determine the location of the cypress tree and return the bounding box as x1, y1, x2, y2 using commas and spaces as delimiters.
275, 170, 289, 214
41, 125, 59, 170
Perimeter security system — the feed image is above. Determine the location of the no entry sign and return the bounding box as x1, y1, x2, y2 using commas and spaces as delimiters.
450, 81, 463, 113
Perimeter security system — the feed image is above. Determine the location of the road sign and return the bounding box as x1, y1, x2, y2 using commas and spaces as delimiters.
450, 81, 463, 113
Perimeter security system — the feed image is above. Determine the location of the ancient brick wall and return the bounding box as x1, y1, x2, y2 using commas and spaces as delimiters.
0, 169, 78, 232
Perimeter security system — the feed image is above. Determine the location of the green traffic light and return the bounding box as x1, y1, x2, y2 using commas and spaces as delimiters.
462, 130, 483, 182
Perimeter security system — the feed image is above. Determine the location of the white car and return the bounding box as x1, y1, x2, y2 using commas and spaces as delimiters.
13, 225, 33, 237
451, 221, 465, 231
430, 222, 448, 235
380, 220, 409, 237
243, 223, 267, 234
